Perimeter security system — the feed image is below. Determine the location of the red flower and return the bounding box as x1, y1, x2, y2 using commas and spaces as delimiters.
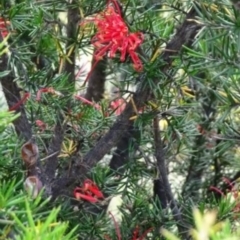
74, 179, 104, 203
0, 17, 9, 39
89, 0, 144, 72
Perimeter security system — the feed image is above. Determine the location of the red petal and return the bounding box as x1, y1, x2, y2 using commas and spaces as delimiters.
74, 95, 101, 110
222, 177, 234, 189
120, 39, 128, 62
36, 87, 55, 101
74, 187, 98, 203
75, 193, 98, 203
129, 51, 143, 72
36, 120, 47, 132
94, 43, 112, 61
209, 186, 224, 196
83, 179, 104, 199
74, 187, 83, 194
88, 186, 104, 199
83, 179, 94, 191
0, 17, 9, 38
128, 33, 144, 51
109, 43, 119, 58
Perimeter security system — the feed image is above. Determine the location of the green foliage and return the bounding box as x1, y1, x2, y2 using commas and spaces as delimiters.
0, 111, 19, 134
2, 0, 240, 239
0, 111, 22, 182
162, 208, 240, 240
0, 179, 77, 240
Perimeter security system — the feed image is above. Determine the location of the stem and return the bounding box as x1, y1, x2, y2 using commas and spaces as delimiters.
153, 116, 189, 238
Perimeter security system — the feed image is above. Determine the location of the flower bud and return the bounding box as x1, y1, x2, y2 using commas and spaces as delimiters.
24, 176, 43, 198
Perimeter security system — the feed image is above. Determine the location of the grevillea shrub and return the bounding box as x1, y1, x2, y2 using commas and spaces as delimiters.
1, 0, 240, 239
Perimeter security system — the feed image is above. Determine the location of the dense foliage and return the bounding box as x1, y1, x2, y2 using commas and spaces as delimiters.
1, 0, 240, 239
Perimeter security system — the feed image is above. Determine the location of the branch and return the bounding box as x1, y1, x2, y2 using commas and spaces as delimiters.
84, 56, 107, 102
153, 116, 189, 238
109, 124, 139, 171
44, 117, 66, 181
44, 1, 80, 185
64, 0, 80, 84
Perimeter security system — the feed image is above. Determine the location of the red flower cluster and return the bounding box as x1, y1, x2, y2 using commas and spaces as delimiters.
91, 0, 144, 71
74, 179, 104, 203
